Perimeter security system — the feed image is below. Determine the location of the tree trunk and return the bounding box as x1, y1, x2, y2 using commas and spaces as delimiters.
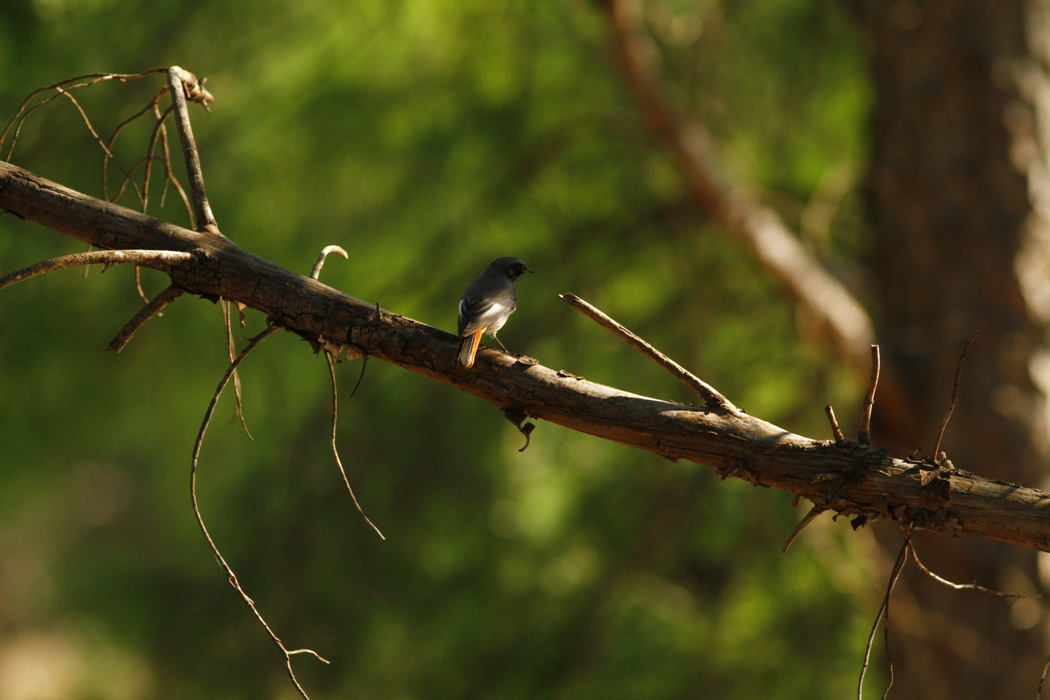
866, 0, 1047, 695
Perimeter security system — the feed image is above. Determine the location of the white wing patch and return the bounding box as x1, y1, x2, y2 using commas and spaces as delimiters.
460, 300, 511, 337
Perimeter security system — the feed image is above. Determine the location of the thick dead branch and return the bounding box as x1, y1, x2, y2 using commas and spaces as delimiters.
560, 292, 736, 412
5, 160, 1050, 553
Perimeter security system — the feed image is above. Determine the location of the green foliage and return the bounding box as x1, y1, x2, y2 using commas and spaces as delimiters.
0, 0, 876, 697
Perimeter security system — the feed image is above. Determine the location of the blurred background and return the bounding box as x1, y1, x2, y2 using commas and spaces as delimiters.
0, 0, 1046, 698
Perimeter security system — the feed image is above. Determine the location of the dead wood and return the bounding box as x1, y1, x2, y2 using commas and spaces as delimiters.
3, 159, 1050, 553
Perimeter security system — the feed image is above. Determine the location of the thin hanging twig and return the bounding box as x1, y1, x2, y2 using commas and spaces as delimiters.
858, 526, 912, 700
325, 351, 385, 540
190, 323, 326, 700
222, 300, 252, 439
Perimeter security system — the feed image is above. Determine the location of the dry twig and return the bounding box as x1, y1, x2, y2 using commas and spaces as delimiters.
325, 352, 385, 540
311, 245, 349, 280
932, 331, 978, 460
222, 300, 252, 439
858, 526, 912, 700
166, 67, 217, 233
781, 504, 825, 553
858, 345, 880, 445
107, 283, 185, 353
907, 541, 1033, 598
560, 292, 736, 412
190, 323, 327, 700
0, 249, 191, 291
825, 404, 846, 445
1, 69, 167, 161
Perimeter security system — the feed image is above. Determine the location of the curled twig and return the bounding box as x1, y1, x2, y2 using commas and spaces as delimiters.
0, 249, 191, 292
560, 292, 736, 412
932, 331, 978, 460
858, 345, 879, 445
325, 351, 385, 539
190, 324, 327, 700
311, 245, 349, 280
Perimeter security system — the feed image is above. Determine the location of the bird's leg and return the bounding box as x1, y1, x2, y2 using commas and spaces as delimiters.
492, 333, 510, 353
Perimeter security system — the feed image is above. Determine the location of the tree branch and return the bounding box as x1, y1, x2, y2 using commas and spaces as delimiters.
4, 159, 1050, 553
166, 67, 217, 234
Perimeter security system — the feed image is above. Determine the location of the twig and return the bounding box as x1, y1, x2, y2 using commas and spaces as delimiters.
141, 104, 175, 214
826, 405, 846, 445
560, 292, 737, 412
222, 300, 252, 439
1040, 654, 1050, 700
103, 87, 168, 205
310, 245, 349, 280
53, 87, 144, 207
1, 68, 167, 161
324, 352, 385, 539
190, 324, 325, 700
781, 504, 825, 553
932, 331, 978, 460
858, 526, 912, 700
0, 249, 191, 292
166, 67, 218, 234
133, 266, 152, 305
349, 356, 369, 399
154, 102, 195, 225
907, 541, 1033, 598
858, 345, 880, 445
107, 284, 185, 353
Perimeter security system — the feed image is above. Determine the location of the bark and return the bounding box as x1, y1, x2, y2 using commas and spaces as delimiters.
866, 0, 1047, 696
4, 160, 1050, 556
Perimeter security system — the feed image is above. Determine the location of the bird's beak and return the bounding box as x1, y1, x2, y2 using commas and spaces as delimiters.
524, 267, 535, 274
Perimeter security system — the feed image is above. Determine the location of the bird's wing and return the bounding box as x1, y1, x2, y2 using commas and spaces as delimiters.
459, 296, 516, 337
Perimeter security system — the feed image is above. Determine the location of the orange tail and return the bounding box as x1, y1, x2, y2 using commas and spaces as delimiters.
456, 330, 484, 368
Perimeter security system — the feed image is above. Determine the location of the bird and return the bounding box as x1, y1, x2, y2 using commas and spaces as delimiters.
456, 256, 533, 368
